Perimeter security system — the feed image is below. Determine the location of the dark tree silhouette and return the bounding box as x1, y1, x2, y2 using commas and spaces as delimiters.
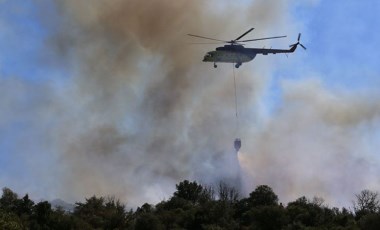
1, 181, 379, 229
248, 185, 279, 207
354, 189, 379, 218
173, 180, 204, 204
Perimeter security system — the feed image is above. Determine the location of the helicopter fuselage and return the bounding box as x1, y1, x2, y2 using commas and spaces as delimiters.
202, 43, 300, 68
203, 45, 256, 65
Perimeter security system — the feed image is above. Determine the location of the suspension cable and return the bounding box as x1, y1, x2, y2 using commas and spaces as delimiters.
232, 63, 242, 152
232, 64, 239, 133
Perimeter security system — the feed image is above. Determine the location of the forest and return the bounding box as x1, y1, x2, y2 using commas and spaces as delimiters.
1, 180, 380, 230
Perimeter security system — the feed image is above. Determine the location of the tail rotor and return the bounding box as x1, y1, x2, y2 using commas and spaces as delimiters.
290, 33, 306, 50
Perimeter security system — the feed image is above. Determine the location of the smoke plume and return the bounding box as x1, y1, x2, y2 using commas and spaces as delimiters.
239, 79, 380, 206
39, 0, 288, 206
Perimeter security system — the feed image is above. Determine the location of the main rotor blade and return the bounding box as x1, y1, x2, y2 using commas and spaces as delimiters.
240, 35, 287, 42
298, 33, 301, 41
187, 34, 226, 42
235, 28, 254, 41
300, 44, 307, 50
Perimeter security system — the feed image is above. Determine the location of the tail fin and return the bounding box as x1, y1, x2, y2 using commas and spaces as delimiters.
289, 44, 298, 52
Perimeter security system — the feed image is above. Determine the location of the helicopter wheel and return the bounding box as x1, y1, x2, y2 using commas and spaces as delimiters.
235, 63, 241, 68
214, 63, 217, 68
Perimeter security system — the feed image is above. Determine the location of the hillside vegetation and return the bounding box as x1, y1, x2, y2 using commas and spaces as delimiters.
1, 180, 380, 229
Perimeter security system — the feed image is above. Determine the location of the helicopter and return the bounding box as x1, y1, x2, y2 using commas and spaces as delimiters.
188, 28, 306, 68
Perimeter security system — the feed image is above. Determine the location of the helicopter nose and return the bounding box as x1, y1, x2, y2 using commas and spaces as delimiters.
203, 55, 212, 62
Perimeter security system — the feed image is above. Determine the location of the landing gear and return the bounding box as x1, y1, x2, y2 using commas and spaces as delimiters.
235, 63, 241, 68
214, 63, 217, 68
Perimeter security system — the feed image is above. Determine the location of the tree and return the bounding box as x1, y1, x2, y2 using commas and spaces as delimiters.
235, 185, 285, 229
0, 188, 18, 212
217, 182, 239, 203
74, 196, 105, 228
74, 195, 128, 229
286, 196, 340, 229
0, 210, 23, 230
353, 190, 379, 218
33, 201, 52, 225
331, 207, 356, 228
248, 185, 278, 207
16, 194, 34, 229
358, 213, 380, 230
244, 205, 287, 230
103, 196, 128, 229
173, 180, 205, 204
135, 213, 164, 230
48, 207, 76, 230
136, 203, 154, 214
16, 194, 34, 216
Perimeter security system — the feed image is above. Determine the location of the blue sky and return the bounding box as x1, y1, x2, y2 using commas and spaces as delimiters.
263, 0, 380, 114
0, 1, 46, 79
297, 0, 380, 88
1, 0, 380, 205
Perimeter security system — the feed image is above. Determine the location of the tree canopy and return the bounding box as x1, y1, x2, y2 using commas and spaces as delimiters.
1, 183, 380, 229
